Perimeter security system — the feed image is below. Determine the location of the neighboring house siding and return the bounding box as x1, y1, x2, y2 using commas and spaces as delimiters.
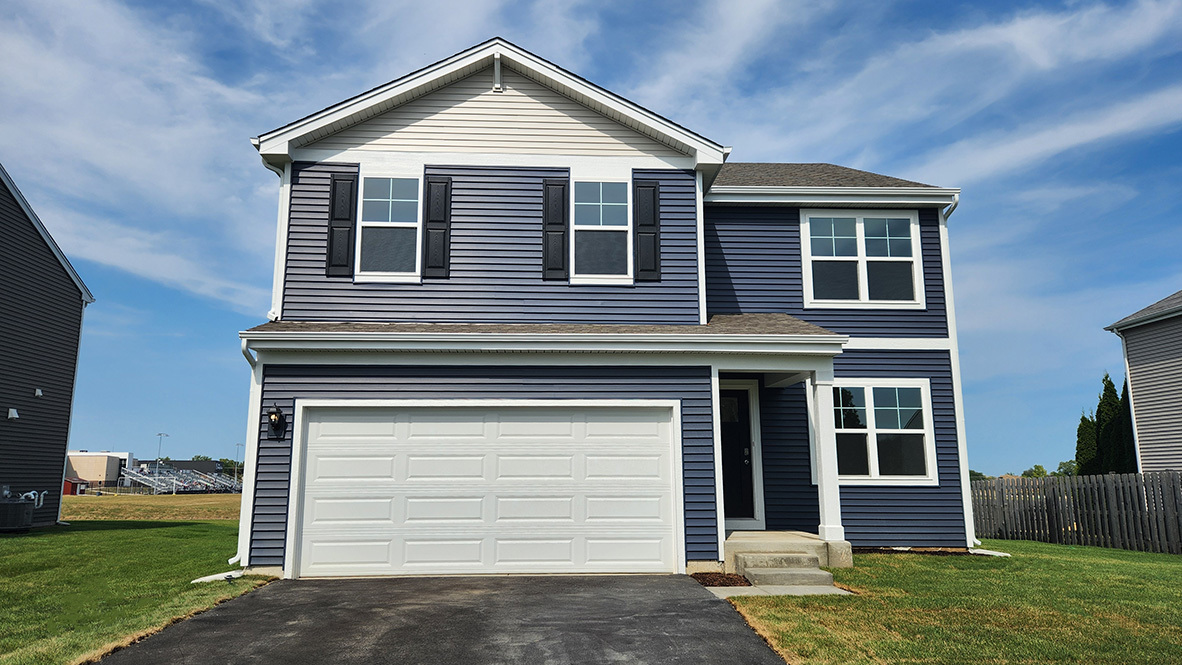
0, 181, 84, 527
703, 206, 948, 337
835, 350, 967, 547
282, 163, 700, 324
1123, 316, 1182, 471
250, 364, 717, 567
302, 67, 684, 158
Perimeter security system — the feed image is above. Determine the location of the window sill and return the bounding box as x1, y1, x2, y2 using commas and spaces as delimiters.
805, 299, 927, 310
837, 476, 940, 487
353, 274, 422, 284
570, 276, 634, 286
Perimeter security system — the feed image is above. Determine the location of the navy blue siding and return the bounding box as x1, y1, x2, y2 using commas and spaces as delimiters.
704, 206, 948, 337
250, 365, 717, 567
835, 350, 967, 547
282, 163, 700, 324
759, 382, 821, 532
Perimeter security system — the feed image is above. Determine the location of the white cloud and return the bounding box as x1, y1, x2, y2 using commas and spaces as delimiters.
911, 85, 1182, 184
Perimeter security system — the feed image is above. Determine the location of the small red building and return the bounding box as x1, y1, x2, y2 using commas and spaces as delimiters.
62, 477, 88, 496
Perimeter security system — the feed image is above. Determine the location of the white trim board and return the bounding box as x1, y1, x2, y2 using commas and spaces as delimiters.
234, 361, 265, 567
938, 210, 976, 546
831, 377, 940, 487
800, 209, 926, 311
704, 186, 959, 208
267, 162, 291, 320
281, 398, 686, 579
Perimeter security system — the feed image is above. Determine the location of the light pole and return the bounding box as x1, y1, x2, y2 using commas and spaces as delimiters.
235, 443, 245, 486
155, 432, 169, 476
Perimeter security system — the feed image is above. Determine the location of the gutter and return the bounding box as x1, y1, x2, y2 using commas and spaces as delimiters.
239, 330, 850, 357
704, 185, 960, 207
1105, 304, 1182, 333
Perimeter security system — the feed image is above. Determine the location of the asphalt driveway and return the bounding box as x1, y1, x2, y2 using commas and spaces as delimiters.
98, 575, 784, 664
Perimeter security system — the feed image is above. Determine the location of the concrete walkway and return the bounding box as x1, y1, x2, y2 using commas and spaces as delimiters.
706, 584, 851, 598
99, 575, 785, 665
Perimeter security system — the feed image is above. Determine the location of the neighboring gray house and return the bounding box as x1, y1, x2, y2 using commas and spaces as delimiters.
1107, 289, 1182, 472
234, 38, 974, 579
0, 162, 94, 527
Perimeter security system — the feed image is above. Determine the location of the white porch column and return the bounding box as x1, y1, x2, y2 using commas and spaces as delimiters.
811, 368, 845, 542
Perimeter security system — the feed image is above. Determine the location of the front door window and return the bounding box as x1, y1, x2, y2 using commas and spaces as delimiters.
721, 389, 755, 520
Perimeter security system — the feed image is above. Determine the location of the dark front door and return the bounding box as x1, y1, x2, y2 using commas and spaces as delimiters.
721, 389, 755, 520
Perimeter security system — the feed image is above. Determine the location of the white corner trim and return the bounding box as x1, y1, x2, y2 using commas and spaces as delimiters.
710, 367, 726, 559
1115, 331, 1143, 473
938, 211, 976, 546
282, 398, 687, 579
0, 162, 94, 304
234, 362, 264, 567
268, 162, 292, 321
696, 171, 707, 325
800, 209, 926, 311
57, 306, 87, 523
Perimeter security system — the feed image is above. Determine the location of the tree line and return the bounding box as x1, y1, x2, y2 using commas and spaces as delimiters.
971, 372, 1137, 481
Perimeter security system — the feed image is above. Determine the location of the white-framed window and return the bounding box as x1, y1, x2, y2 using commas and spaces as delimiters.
354, 175, 422, 282
832, 378, 938, 486
571, 180, 632, 284
800, 209, 924, 309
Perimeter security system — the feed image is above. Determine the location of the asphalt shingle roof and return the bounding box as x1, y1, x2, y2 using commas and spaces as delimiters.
246, 313, 837, 337
713, 162, 935, 188
1108, 288, 1182, 330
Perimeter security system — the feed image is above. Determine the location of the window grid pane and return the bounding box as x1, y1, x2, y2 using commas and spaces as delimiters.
863, 217, 912, 257
809, 217, 857, 257
361, 177, 419, 224
871, 387, 924, 430
574, 182, 628, 227
833, 387, 867, 429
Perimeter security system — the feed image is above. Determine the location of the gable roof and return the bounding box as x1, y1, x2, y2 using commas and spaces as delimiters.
714, 162, 935, 188
1107, 288, 1182, 331
0, 162, 94, 304
254, 37, 728, 169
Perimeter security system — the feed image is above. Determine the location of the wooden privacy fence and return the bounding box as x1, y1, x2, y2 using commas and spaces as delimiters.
971, 472, 1182, 554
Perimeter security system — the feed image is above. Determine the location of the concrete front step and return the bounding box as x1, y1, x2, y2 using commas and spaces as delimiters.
744, 567, 835, 586
735, 553, 819, 574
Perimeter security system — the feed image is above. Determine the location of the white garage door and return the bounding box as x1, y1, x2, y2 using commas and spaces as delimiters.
294, 404, 679, 577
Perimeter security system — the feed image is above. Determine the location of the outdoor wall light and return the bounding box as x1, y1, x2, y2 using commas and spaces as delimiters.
267, 405, 287, 440
6, 408, 17, 420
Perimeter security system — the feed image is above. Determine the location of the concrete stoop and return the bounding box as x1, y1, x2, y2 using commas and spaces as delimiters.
723, 531, 853, 573
710, 532, 854, 598
736, 554, 835, 587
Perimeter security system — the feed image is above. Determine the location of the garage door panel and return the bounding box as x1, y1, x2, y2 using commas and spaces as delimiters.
297, 405, 678, 576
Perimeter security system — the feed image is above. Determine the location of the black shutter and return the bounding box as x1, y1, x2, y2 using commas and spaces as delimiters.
542, 178, 568, 280
326, 173, 357, 277
633, 179, 660, 281
422, 176, 452, 278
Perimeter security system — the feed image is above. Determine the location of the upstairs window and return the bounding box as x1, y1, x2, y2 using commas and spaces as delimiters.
801, 210, 924, 309
572, 181, 631, 283
833, 379, 937, 485
356, 177, 421, 281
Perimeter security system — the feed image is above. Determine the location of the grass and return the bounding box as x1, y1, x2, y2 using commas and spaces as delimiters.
732, 539, 1182, 664
61, 493, 241, 521
2, 495, 265, 665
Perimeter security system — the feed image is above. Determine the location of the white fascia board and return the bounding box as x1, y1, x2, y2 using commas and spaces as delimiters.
0, 162, 95, 304
255, 38, 725, 167
240, 331, 848, 356
1106, 305, 1182, 332
704, 186, 959, 208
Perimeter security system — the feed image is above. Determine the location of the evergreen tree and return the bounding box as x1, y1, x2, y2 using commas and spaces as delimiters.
1117, 381, 1138, 473
1093, 373, 1122, 474
1075, 411, 1098, 475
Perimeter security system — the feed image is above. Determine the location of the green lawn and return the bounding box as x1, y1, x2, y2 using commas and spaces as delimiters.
732, 539, 1182, 664
0, 521, 267, 665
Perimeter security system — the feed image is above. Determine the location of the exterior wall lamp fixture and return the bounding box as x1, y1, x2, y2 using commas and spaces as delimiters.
267, 405, 288, 440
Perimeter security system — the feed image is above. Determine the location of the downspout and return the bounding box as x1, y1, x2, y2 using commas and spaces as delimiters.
944, 192, 959, 220
241, 339, 257, 369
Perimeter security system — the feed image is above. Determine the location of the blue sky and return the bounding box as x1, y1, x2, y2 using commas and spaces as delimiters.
2, 1, 1180, 474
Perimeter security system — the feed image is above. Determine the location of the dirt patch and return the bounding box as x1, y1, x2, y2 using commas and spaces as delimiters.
852, 546, 969, 556
692, 572, 751, 587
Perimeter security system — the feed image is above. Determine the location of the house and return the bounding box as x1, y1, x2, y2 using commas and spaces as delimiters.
0, 162, 94, 527
66, 451, 136, 488
1106, 289, 1182, 471
234, 38, 973, 579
